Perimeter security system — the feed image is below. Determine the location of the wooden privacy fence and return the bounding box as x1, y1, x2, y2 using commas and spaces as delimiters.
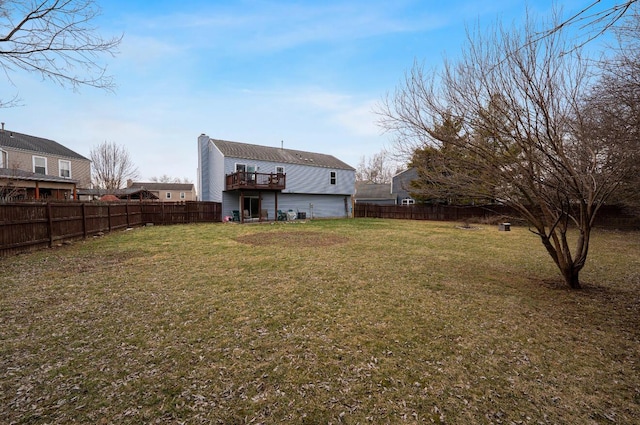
353, 203, 639, 229
354, 203, 514, 222
0, 201, 222, 257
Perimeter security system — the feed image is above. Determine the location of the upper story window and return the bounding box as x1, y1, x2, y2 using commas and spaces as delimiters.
0, 149, 6, 168
330, 171, 337, 185
59, 160, 71, 178
401, 197, 415, 205
235, 163, 246, 173
33, 156, 47, 175
180, 192, 186, 199
166, 192, 172, 199
276, 166, 285, 175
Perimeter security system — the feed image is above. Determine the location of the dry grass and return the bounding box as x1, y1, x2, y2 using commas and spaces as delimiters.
1, 219, 639, 424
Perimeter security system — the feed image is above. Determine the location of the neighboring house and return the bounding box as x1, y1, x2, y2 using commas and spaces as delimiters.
354, 181, 395, 204
198, 135, 355, 221
0, 125, 91, 201
391, 167, 418, 205
127, 181, 197, 202
76, 187, 159, 201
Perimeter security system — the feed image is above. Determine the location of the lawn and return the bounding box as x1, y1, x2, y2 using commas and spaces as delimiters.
1, 219, 639, 424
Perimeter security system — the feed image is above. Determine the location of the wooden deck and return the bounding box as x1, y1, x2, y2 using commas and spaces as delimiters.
225, 172, 286, 191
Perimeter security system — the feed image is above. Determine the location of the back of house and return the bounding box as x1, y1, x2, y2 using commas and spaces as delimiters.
198, 135, 355, 220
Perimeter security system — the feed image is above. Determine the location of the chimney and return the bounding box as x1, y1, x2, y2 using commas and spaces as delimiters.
1, 122, 4, 132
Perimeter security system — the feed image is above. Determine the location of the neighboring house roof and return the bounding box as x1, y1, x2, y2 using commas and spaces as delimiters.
77, 188, 159, 199
129, 182, 194, 191
0, 167, 79, 184
0, 128, 88, 160
211, 139, 355, 170
354, 182, 393, 201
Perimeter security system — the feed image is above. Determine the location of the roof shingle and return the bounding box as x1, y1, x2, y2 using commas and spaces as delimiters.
211, 139, 354, 170
0, 129, 88, 160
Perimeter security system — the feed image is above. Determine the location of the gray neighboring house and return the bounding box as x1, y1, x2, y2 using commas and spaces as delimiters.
354, 181, 395, 204
0, 126, 91, 200
198, 135, 355, 221
391, 167, 418, 205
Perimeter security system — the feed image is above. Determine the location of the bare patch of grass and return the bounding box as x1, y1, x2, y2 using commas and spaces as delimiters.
1, 219, 639, 424
236, 231, 349, 247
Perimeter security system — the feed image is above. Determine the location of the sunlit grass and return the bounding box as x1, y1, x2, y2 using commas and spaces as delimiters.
1, 219, 639, 424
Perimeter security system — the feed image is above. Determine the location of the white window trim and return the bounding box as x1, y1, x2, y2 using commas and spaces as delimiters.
235, 163, 247, 172
276, 166, 285, 175
58, 159, 71, 179
330, 171, 337, 185
180, 192, 185, 199
33, 156, 47, 175
0, 149, 7, 168
166, 192, 172, 199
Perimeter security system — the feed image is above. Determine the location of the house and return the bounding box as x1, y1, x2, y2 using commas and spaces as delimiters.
198, 135, 355, 221
0, 125, 91, 201
76, 187, 159, 201
127, 181, 197, 202
391, 167, 418, 205
354, 181, 396, 204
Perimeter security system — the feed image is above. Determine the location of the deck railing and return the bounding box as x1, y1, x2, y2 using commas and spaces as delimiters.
225, 172, 286, 191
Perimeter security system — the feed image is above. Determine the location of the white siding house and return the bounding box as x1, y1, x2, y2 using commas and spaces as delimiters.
198, 135, 355, 221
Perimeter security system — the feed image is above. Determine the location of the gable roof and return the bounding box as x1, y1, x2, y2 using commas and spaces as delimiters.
210, 139, 354, 171
129, 182, 195, 191
0, 128, 88, 160
354, 182, 394, 200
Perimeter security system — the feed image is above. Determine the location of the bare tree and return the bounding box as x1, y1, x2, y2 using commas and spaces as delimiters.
90, 141, 139, 190
582, 7, 640, 209
355, 150, 402, 183
379, 12, 637, 289
149, 175, 192, 184
0, 0, 122, 107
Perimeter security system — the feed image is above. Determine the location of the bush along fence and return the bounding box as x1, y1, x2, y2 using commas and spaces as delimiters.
353, 203, 639, 229
0, 201, 222, 257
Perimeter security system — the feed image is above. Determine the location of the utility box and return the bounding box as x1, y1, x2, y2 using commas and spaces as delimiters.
499, 222, 511, 231
297, 212, 306, 220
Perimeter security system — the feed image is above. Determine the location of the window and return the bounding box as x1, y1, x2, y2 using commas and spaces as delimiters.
235, 163, 246, 172
180, 192, 186, 199
59, 160, 71, 178
33, 156, 47, 175
330, 171, 337, 185
0, 149, 6, 168
276, 166, 285, 175
402, 198, 415, 205
166, 192, 172, 199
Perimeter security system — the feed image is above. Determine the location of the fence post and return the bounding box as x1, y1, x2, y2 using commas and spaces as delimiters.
82, 203, 87, 238
126, 202, 130, 228
47, 202, 54, 247
108, 204, 112, 232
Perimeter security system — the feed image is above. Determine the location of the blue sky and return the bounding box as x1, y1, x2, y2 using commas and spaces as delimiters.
1, 0, 610, 184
